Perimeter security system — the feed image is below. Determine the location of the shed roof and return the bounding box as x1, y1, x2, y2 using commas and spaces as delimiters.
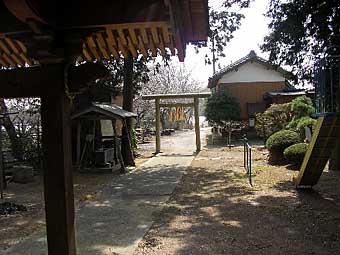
71, 103, 137, 120
208, 50, 293, 88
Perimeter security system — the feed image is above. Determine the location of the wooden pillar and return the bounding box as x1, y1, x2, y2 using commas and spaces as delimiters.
41, 72, 76, 255
194, 97, 201, 152
0, 124, 4, 199
155, 98, 161, 153
76, 121, 81, 165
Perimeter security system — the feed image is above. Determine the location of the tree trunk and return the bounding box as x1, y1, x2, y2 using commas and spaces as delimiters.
121, 54, 135, 166
0, 98, 24, 160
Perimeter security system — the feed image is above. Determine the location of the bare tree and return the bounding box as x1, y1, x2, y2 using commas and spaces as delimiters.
134, 62, 204, 128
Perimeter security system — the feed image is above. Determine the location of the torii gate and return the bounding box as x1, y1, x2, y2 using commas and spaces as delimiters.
142, 92, 211, 153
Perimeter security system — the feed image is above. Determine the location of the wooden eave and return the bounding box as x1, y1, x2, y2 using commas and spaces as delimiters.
81, 21, 177, 62
71, 103, 137, 120
0, 0, 209, 68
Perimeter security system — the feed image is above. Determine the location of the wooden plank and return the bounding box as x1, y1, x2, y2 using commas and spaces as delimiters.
155, 98, 161, 153
127, 37, 138, 58
117, 28, 127, 45
142, 92, 211, 100
106, 28, 117, 47
128, 27, 138, 45
4, 38, 19, 54
117, 37, 128, 58
105, 29, 120, 60
0, 125, 3, 199
140, 27, 149, 44
138, 36, 148, 57
159, 103, 194, 108
0, 40, 11, 55
161, 24, 171, 44
2, 53, 16, 67
19, 53, 32, 66
83, 47, 92, 61
151, 26, 160, 44
16, 40, 27, 53
41, 73, 76, 255
296, 117, 324, 186
158, 36, 166, 56
96, 32, 110, 59
0, 57, 9, 68
148, 35, 157, 57
194, 97, 201, 152
86, 37, 100, 60
76, 121, 81, 165
9, 53, 24, 66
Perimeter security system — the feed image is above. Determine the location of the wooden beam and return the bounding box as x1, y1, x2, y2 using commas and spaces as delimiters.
151, 27, 160, 44
194, 97, 201, 152
0, 125, 3, 199
96, 32, 110, 59
149, 35, 157, 57
117, 28, 127, 45
155, 98, 161, 153
40, 68, 76, 255
161, 23, 171, 44
128, 27, 138, 45
140, 27, 149, 44
138, 36, 148, 57
117, 38, 128, 58
86, 37, 100, 60
76, 121, 81, 165
105, 29, 120, 59
142, 92, 211, 100
159, 102, 194, 108
127, 37, 138, 58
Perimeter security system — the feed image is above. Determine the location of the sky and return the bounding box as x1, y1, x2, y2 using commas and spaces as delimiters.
178, 0, 271, 87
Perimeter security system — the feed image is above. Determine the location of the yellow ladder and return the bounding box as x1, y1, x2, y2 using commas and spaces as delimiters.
295, 115, 340, 188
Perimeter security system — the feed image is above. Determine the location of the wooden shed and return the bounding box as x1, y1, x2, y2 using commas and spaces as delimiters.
71, 103, 136, 172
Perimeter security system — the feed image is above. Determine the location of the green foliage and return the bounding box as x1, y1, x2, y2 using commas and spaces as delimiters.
205, 92, 240, 126
266, 130, 300, 152
296, 116, 317, 139
255, 103, 291, 138
290, 96, 315, 118
131, 128, 139, 153
284, 143, 308, 164
261, 0, 340, 82
287, 96, 315, 129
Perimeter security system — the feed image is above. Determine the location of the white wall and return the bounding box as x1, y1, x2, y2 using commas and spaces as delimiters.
218, 61, 285, 84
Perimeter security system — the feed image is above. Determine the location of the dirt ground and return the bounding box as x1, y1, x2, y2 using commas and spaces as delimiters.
0, 153, 151, 252
134, 143, 340, 255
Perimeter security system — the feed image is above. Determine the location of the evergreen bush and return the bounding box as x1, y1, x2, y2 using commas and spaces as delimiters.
284, 143, 308, 164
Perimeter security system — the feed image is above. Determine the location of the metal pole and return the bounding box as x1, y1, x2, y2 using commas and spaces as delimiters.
249, 147, 252, 186
243, 135, 246, 169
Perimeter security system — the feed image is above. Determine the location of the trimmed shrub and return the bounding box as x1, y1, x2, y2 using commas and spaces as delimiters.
284, 143, 308, 165
266, 130, 301, 164
266, 130, 300, 151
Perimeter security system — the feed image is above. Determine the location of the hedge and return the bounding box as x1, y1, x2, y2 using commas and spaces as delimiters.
266, 130, 301, 151
284, 143, 308, 164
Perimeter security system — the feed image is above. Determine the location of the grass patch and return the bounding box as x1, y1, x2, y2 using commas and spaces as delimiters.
253, 165, 278, 173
